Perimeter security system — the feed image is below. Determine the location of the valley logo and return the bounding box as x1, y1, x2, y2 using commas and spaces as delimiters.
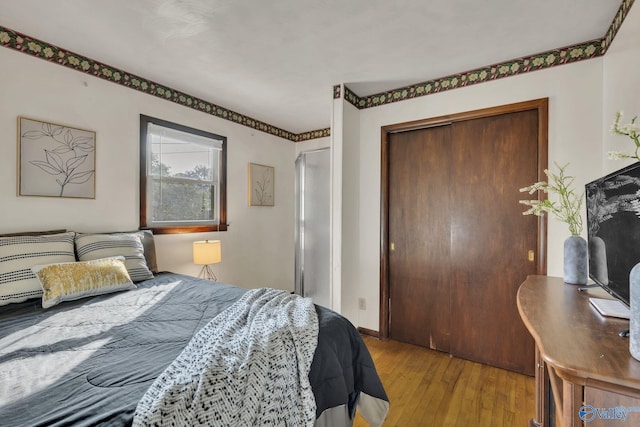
579, 405, 640, 423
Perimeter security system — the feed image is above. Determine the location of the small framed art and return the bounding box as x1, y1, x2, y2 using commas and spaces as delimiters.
248, 163, 274, 206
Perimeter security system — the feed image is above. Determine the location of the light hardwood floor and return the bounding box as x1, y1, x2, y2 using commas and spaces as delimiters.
353, 336, 535, 427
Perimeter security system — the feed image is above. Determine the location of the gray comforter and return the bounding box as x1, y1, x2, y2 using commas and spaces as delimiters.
0, 273, 388, 426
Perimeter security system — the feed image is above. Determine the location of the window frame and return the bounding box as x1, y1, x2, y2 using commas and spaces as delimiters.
139, 114, 227, 234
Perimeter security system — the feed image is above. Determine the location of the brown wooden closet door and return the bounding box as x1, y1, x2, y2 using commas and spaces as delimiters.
449, 111, 538, 375
387, 109, 539, 376
388, 125, 452, 350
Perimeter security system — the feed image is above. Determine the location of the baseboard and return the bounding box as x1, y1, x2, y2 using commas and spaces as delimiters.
357, 327, 380, 338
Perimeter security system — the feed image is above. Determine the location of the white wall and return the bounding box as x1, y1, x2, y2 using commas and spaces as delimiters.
341, 99, 362, 322
341, 59, 605, 330
0, 47, 296, 291
603, 3, 640, 174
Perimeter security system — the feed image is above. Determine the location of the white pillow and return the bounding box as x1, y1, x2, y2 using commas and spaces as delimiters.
0, 232, 76, 306
74, 233, 154, 282
32, 256, 135, 309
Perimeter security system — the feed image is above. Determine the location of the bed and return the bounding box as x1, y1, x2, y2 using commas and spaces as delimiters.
0, 230, 388, 426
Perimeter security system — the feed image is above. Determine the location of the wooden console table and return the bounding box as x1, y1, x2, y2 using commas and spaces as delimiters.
517, 275, 640, 427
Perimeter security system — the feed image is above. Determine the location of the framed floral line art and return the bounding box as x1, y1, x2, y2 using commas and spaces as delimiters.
248, 163, 274, 206
18, 117, 96, 199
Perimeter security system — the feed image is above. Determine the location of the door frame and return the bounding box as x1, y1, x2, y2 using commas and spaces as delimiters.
379, 98, 549, 339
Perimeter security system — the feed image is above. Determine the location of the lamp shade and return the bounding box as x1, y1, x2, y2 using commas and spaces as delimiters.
193, 240, 221, 265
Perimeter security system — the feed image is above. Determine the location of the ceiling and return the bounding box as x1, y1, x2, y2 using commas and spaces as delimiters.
0, 0, 624, 135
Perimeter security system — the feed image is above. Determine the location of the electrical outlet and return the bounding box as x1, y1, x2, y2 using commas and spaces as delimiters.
358, 298, 366, 310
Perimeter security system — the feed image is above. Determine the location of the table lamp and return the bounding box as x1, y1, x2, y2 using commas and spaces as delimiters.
193, 240, 221, 281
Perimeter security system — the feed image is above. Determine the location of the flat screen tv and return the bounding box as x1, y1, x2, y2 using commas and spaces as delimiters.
585, 161, 640, 307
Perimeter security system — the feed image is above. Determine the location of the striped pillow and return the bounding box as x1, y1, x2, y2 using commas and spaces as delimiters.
0, 232, 76, 305
75, 233, 154, 282
33, 256, 136, 309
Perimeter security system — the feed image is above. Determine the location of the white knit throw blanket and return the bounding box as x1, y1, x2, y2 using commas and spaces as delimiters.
133, 288, 319, 427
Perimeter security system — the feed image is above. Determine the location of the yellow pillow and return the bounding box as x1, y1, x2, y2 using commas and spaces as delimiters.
32, 257, 136, 309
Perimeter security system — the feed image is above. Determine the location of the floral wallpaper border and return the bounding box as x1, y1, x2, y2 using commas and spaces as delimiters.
346, 0, 635, 110
333, 85, 342, 99
0, 0, 634, 140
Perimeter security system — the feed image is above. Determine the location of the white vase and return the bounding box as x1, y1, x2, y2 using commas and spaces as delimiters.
563, 236, 588, 285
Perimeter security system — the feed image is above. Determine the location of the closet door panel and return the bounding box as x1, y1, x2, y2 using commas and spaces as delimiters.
449, 110, 539, 375
388, 126, 452, 350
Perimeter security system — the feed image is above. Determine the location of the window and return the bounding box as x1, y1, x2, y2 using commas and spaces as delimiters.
140, 115, 227, 233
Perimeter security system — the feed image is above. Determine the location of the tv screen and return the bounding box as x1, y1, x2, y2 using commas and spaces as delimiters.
585, 161, 640, 307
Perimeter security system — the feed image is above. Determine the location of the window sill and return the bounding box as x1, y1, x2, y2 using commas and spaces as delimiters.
140, 224, 228, 234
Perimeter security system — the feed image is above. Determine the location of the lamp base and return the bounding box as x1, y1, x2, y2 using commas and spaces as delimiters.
198, 265, 217, 282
